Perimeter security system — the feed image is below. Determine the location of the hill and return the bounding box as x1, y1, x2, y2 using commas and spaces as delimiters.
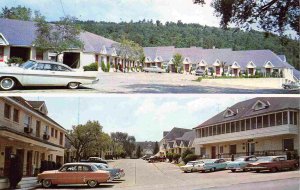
77, 20, 299, 69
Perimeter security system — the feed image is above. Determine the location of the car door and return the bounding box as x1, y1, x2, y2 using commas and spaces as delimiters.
77, 165, 94, 184
49, 64, 74, 86
218, 159, 227, 169
53, 165, 78, 184
22, 63, 54, 86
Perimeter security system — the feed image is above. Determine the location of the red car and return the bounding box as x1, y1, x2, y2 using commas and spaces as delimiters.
246, 156, 299, 172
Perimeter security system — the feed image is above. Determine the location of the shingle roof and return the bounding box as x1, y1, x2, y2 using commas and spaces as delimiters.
0, 18, 117, 52
194, 97, 300, 129
176, 130, 196, 142
163, 127, 191, 141
27, 101, 45, 109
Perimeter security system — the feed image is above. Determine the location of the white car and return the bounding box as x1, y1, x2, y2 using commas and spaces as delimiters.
180, 160, 204, 173
143, 66, 166, 73
0, 60, 99, 90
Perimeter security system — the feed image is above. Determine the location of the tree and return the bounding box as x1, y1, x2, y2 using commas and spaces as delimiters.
136, 145, 142, 158
0, 6, 32, 21
172, 53, 183, 73
194, 0, 300, 36
111, 132, 136, 157
182, 149, 194, 160
66, 120, 104, 161
34, 16, 83, 62
153, 141, 159, 155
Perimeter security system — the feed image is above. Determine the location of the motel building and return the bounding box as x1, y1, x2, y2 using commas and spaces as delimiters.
193, 97, 299, 159
0, 97, 66, 189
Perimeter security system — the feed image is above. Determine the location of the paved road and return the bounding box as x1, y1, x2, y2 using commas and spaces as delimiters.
1, 73, 299, 94
35, 159, 300, 190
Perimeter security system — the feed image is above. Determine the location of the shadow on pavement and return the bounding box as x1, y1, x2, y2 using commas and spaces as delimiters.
122, 83, 299, 94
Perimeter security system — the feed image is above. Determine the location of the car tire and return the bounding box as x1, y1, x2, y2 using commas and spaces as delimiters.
210, 168, 215, 172
42, 179, 52, 188
87, 180, 98, 188
0, 77, 16, 91
67, 82, 80, 89
270, 167, 278, 173
231, 169, 236, 172
255, 170, 260, 173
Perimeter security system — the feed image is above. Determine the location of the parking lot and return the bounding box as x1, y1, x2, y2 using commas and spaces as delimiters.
35, 159, 300, 190
2, 72, 298, 94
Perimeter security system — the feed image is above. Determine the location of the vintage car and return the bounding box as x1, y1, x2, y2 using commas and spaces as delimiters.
143, 66, 166, 73
195, 69, 205, 76
198, 159, 228, 172
245, 156, 299, 172
148, 156, 166, 163
282, 81, 300, 90
92, 163, 125, 180
0, 60, 99, 90
37, 163, 111, 188
226, 156, 258, 172
80, 157, 108, 164
180, 160, 204, 173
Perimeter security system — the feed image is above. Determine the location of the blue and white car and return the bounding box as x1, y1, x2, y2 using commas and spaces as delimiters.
92, 163, 125, 180
198, 159, 228, 173
226, 156, 258, 172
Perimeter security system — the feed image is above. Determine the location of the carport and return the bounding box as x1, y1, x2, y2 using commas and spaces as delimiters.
10, 47, 31, 62
63, 52, 80, 68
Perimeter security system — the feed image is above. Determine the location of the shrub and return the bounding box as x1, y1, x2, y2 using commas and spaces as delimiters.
83, 62, 98, 71
182, 149, 194, 160
7, 57, 23, 64
107, 62, 111, 72
166, 153, 174, 162
8, 155, 23, 189
173, 153, 181, 163
183, 154, 198, 164
101, 61, 106, 72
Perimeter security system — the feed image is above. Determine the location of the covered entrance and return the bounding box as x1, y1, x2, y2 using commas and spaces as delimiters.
247, 142, 255, 156
211, 146, 216, 159
169, 64, 176, 73
63, 52, 80, 68
184, 64, 189, 72
215, 66, 220, 75
10, 47, 31, 62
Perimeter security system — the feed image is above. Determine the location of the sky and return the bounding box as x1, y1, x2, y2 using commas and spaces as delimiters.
24, 95, 253, 141
1, 0, 220, 26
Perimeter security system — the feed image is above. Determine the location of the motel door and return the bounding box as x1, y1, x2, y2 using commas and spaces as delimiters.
3, 147, 13, 177
248, 68, 254, 75
233, 69, 238, 76
216, 67, 220, 75
26, 151, 33, 176
185, 64, 189, 72
211, 146, 216, 159
247, 142, 255, 156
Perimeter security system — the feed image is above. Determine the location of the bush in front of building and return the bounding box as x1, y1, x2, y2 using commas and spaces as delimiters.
182, 149, 193, 160
7, 57, 24, 65
173, 153, 181, 163
8, 154, 23, 189
166, 153, 174, 162
83, 62, 98, 71
183, 154, 198, 164
107, 62, 111, 72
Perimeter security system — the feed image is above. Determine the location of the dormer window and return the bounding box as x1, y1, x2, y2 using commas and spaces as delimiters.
252, 100, 269, 111
223, 108, 236, 118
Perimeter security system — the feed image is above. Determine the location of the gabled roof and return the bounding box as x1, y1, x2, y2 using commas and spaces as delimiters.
0, 18, 117, 53
27, 101, 45, 109
194, 97, 300, 129
163, 127, 192, 141
176, 130, 196, 142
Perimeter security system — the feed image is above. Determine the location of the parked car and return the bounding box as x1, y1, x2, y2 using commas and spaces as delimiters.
245, 156, 299, 172
0, 60, 99, 90
148, 156, 166, 163
198, 159, 228, 172
92, 163, 125, 180
226, 156, 258, 172
180, 160, 204, 173
143, 66, 166, 73
141, 155, 151, 160
282, 81, 300, 90
81, 157, 108, 164
195, 69, 205, 76
37, 163, 111, 188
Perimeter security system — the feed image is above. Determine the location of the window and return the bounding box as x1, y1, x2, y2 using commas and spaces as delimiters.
251, 118, 257, 129
0, 47, 4, 62
205, 127, 208, 137
236, 121, 240, 132
55, 129, 58, 138
36, 121, 41, 137
36, 50, 43, 60
200, 147, 206, 156
241, 120, 245, 131
213, 126, 217, 135
226, 123, 230, 133
13, 108, 19, 123
219, 146, 223, 154
230, 122, 235, 133
263, 115, 269, 127
45, 126, 49, 135
217, 125, 221, 135
24, 115, 32, 128
293, 112, 298, 125
229, 145, 237, 155
221, 124, 225, 134
59, 132, 64, 145
270, 114, 276, 126
209, 126, 212, 136
257, 116, 262, 128
4, 103, 11, 119
282, 111, 288, 125
289, 111, 294, 124
246, 119, 251, 130
51, 128, 54, 137
77, 165, 90, 172
276, 112, 283, 125
283, 139, 294, 151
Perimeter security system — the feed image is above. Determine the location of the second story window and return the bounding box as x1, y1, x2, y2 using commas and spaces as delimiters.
44, 126, 49, 135
59, 132, 63, 145
55, 130, 58, 138
4, 103, 11, 119
36, 121, 41, 137
13, 108, 19, 123
51, 128, 54, 137
24, 115, 32, 128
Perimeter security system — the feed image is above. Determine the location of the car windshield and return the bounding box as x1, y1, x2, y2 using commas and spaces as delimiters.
203, 159, 215, 163
235, 157, 246, 162
257, 157, 273, 162
19, 60, 36, 69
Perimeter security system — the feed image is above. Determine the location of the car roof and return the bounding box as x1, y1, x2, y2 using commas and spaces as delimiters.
29, 60, 73, 69
63, 162, 94, 166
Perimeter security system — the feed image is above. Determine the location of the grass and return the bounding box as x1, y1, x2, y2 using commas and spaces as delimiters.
176, 163, 185, 167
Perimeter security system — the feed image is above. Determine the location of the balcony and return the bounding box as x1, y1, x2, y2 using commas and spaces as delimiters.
24, 127, 33, 134
43, 134, 50, 140
194, 124, 299, 145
